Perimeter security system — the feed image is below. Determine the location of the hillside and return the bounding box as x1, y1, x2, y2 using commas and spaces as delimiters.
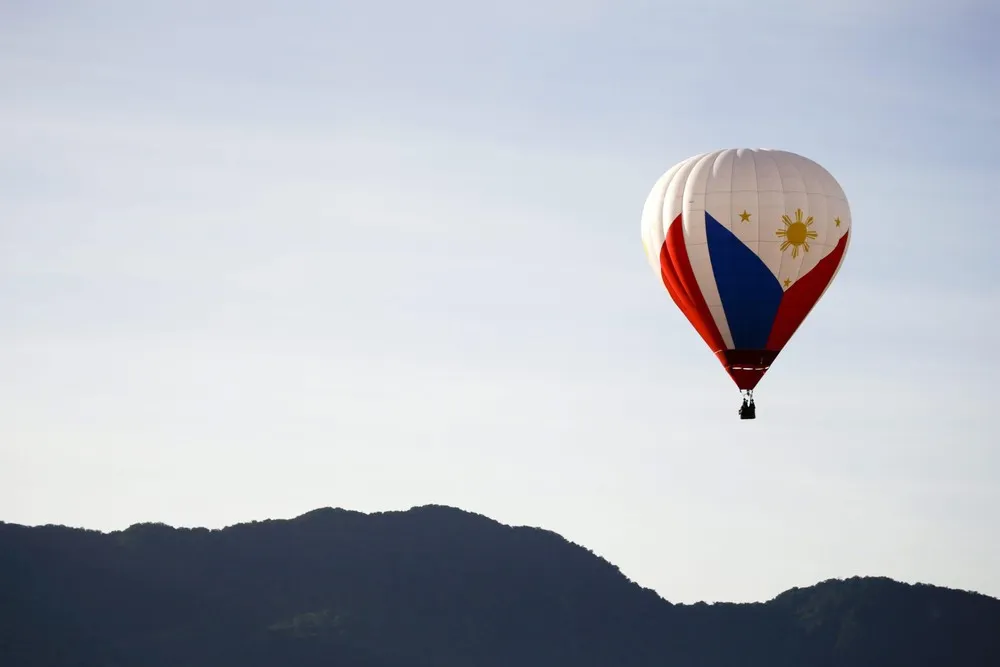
2, 505, 998, 667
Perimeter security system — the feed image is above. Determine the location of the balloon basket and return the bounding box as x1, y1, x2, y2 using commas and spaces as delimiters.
738, 390, 756, 420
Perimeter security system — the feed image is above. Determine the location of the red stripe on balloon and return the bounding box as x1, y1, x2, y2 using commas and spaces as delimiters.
659, 215, 726, 354
766, 230, 850, 351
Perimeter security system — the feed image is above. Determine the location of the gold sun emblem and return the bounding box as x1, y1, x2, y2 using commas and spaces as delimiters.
775, 208, 818, 258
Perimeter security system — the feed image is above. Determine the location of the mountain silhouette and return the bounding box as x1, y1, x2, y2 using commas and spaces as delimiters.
2, 504, 998, 666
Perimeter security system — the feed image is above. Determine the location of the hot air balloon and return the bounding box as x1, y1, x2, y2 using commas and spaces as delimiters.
640, 149, 851, 419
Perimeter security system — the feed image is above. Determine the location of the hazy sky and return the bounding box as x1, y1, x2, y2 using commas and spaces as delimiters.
2, 0, 998, 604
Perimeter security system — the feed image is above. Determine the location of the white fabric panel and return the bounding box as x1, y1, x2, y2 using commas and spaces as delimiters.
680, 153, 715, 245
776, 156, 806, 193
709, 305, 734, 349
707, 150, 736, 194
683, 151, 734, 344
729, 150, 760, 253
705, 191, 733, 231
728, 191, 759, 247
731, 149, 759, 192
640, 155, 700, 273
662, 154, 703, 235
796, 192, 830, 278
751, 151, 783, 192
686, 242, 735, 349
640, 169, 675, 272
755, 190, 787, 278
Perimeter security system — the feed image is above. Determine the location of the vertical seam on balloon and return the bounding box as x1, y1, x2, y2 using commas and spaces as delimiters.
657, 170, 673, 269
656, 163, 687, 273
714, 150, 737, 349
696, 151, 734, 348
787, 157, 810, 286
766, 151, 787, 285
749, 151, 761, 255
728, 148, 737, 233
671, 154, 700, 248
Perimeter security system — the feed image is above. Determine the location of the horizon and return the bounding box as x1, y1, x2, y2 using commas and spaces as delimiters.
2, 0, 998, 605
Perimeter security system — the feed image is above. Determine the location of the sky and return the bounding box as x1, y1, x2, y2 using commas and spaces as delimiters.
2, 0, 999, 605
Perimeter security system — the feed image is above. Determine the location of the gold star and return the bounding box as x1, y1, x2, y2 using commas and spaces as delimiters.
783, 278, 792, 288
834, 216, 841, 227
738, 210, 752, 223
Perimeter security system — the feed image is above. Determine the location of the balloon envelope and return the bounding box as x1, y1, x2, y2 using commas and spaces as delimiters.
640, 148, 851, 390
